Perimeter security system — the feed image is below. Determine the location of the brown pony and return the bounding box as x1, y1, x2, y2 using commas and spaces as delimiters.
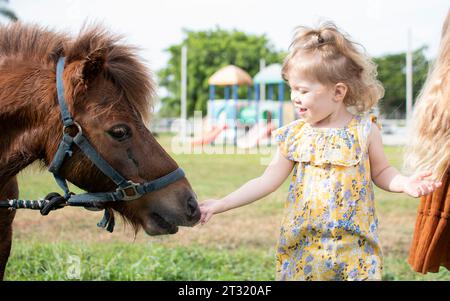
0, 23, 200, 279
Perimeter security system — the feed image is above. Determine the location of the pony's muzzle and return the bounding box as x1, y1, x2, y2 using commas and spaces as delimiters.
186, 195, 200, 223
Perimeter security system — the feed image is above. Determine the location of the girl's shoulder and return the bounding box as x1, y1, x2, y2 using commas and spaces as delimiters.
354, 112, 382, 148
354, 112, 382, 129
272, 119, 308, 160
272, 119, 307, 142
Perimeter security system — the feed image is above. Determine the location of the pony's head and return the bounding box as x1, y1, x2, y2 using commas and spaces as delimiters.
41, 26, 200, 235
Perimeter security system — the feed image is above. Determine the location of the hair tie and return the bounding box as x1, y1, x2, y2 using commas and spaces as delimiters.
317, 34, 325, 44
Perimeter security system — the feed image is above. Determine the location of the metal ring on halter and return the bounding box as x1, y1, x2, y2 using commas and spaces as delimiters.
63, 121, 82, 137
116, 181, 142, 201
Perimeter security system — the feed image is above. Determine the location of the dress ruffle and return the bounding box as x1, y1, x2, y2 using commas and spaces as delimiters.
272, 113, 381, 167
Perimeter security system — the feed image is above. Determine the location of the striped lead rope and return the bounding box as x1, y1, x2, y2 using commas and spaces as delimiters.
0, 194, 68, 215
0, 199, 49, 210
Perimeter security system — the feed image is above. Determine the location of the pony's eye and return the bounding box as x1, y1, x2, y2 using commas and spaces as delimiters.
108, 125, 131, 141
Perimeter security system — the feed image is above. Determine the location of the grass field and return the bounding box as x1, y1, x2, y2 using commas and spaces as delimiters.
5, 134, 450, 280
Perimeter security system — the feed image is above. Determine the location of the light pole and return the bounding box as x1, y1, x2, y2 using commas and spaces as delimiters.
181, 45, 187, 144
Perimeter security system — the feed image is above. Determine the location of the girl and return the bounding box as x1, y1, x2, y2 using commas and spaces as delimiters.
405, 10, 450, 274
199, 22, 442, 281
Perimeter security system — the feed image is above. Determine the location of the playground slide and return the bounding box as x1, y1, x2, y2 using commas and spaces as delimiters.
237, 122, 276, 149
191, 124, 229, 145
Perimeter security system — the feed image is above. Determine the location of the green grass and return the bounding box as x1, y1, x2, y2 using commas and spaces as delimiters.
8, 242, 449, 281
7, 241, 274, 281
6, 134, 450, 281
383, 257, 450, 281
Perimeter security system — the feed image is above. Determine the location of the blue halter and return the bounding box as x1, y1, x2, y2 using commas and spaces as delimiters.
48, 57, 185, 232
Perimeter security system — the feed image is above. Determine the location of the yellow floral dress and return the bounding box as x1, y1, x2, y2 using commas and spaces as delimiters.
272, 113, 383, 281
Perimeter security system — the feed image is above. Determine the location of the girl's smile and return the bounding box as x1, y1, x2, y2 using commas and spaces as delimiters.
298, 107, 308, 115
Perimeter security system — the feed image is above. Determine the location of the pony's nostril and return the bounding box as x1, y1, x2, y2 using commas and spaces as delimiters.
186, 196, 199, 218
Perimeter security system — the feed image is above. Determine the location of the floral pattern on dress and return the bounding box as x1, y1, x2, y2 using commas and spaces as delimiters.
272, 113, 383, 281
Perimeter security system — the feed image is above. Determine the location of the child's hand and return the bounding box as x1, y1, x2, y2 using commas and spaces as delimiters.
403, 171, 442, 198
198, 199, 224, 225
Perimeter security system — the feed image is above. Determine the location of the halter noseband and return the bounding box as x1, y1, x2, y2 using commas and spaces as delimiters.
47, 57, 185, 232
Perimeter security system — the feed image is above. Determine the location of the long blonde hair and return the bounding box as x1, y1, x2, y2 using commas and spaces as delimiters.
282, 21, 384, 113
404, 10, 450, 181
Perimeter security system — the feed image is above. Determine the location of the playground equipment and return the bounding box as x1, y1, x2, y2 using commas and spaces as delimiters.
191, 123, 229, 146
193, 64, 293, 148
236, 122, 276, 149
207, 65, 253, 146
253, 63, 285, 122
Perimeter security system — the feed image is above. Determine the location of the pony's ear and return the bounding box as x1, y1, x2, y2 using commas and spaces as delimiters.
70, 48, 106, 96
81, 48, 106, 84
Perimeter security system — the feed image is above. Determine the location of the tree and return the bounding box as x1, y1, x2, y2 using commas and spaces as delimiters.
158, 27, 285, 117
374, 46, 429, 118
0, 0, 18, 21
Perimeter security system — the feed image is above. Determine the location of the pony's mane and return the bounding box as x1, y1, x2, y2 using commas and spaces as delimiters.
0, 22, 155, 123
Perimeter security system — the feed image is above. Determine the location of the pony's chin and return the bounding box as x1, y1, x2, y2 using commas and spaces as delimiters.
143, 214, 179, 235
144, 224, 179, 236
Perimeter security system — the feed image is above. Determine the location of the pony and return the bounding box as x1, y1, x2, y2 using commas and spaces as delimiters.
0, 22, 200, 280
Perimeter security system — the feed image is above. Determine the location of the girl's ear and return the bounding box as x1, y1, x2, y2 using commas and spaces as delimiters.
334, 83, 348, 102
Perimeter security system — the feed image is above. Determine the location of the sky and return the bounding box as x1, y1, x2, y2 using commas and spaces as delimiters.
7, 0, 449, 74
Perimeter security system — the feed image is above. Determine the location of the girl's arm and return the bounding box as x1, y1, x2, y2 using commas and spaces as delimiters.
368, 124, 441, 196
199, 148, 294, 224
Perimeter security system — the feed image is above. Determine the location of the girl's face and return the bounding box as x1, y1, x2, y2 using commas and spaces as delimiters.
288, 71, 339, 126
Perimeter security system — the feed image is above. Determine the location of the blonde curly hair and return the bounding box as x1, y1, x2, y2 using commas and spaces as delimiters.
282, 21, 384, 113
404, 10, 450, 181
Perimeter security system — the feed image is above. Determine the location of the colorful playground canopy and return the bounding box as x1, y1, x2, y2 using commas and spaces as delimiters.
208, 65, 253, 86
253, 63, 283, 85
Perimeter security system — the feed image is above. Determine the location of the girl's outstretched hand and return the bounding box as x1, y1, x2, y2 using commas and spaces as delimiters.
403, 171, 442, 198
198, 199, 224, 225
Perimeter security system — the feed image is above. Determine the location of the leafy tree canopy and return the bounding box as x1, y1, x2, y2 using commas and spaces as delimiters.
374, 46, 429, 118
0, 0, 18, 21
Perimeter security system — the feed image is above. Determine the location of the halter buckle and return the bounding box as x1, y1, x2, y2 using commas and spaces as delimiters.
63, 121, 82, 138
116, 181, 142, 201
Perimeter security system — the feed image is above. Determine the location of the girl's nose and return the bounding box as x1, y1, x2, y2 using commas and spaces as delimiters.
292, 97, 301, 105
291, 92, 301, 105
